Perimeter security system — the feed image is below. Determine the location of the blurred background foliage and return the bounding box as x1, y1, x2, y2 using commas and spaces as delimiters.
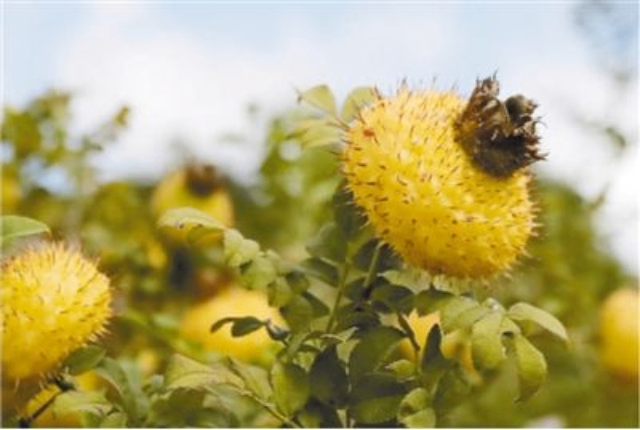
1, 1, 637, 427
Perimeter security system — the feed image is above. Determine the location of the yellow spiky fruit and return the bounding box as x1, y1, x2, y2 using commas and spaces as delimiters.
342, 86, 536, 279
1, 243, 111, 386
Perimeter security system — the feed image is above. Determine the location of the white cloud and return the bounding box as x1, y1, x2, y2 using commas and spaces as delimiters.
53, 4, 455, 183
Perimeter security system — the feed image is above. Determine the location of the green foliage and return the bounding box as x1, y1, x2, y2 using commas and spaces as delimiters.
0, 215, 50, 249
3, 85, 636, 428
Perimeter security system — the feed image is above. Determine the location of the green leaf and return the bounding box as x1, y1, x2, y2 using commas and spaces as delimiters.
99, 411, 128, 428
397, 388, 436, 428
223, 229, 260, 267
239, 255, 278, 290
507, 302, 568, 343
433, 367, 472, 410
332, 184, 367, 240
513, 334, 547, 402
227, 358, 272, 400
413, 287, 455, 315
281, 294, 314, 330
165, 355, 243, 390
231, 317, 265, 337
271, 361, 310, 417
309, 346, 349, 407
268, 277, 294, 307
285, 270, 310, 294
61, 345, 106, 376
50, 390, 112, 417
386, 359, 416, 382
471, 312, 507, 371
306, 222, 346, 262
94, 358, 145, 421
420, 325, 450, 386
352, 239, 402, 273
301, 257, 339, 286
341, 86, 376, 123
157, 207, 225, 246
349, 373, 405, 424
440, 296, 480, 332
446, 304, 491, 332
370, 282, 414, 314
297, 84, 337, 116
0, 215, 50, 247
349, 326, 405, 381
303, 291, 330, 318
298, 399, 343, 428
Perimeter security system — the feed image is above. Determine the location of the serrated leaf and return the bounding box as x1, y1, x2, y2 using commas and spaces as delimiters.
350, 374, 405, 424
471, 312, 506, 370
309, 346, 348, 407
271, 361, 310, 417
61, 345, 106, 375
301, 257, 339, 286
231, 317, 265, 337
0, 215, 50, 247
223, 229, 261, 267
397, 388, 435, 428
507, 302, 568, 343
341, 86, 376, 122
349, 326, 405, 381
297, 84, 337, 116
513, 334, 547, 402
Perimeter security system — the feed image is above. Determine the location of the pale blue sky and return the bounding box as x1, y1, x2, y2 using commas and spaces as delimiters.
2, 1, 638, 273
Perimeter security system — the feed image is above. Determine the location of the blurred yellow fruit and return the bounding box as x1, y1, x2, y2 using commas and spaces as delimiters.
599, 288, 639, 381
151, 164, 234, 229
1, 243, 111, 383
179, 287, 284, 363
1, 171, 21, 214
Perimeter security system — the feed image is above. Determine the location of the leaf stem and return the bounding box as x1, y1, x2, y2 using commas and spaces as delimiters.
325, 262, 351, 333
362, 241, 384, 298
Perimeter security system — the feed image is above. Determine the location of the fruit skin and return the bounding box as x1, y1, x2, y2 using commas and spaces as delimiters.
179, 287, 284, 363
1, 243, 111, 384
599, 288, 639, 381
150, 167, 234, 228
342, 86, 536, 280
